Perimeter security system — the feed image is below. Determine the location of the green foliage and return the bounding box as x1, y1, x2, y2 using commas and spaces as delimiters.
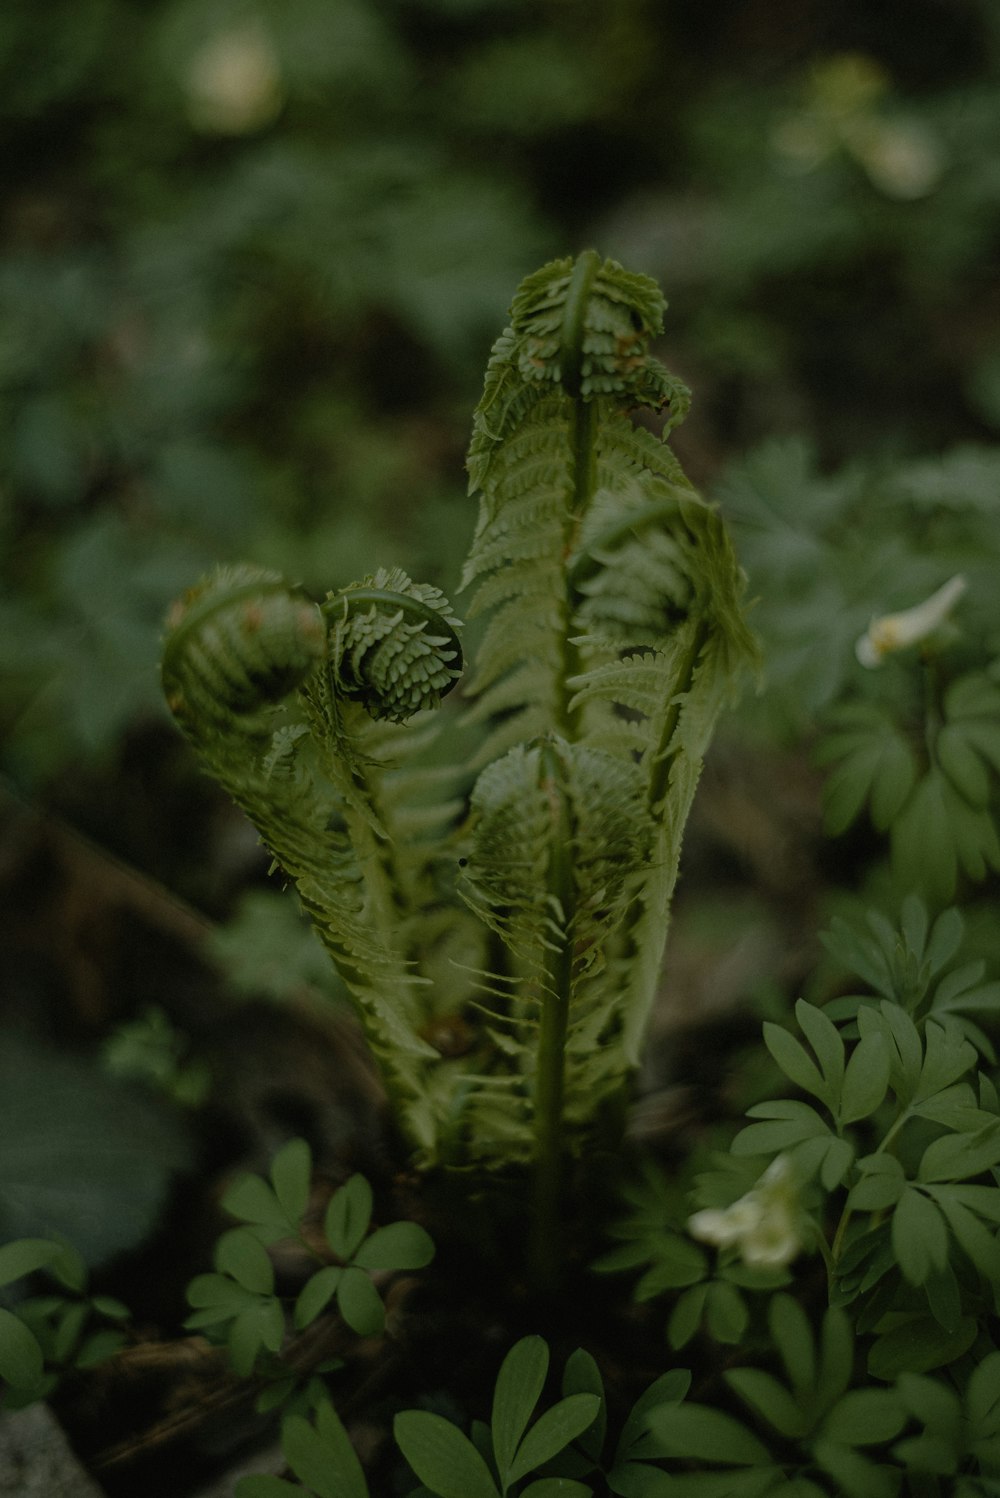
718, 435, 1000, 906
0, 1032, 193, 1267
160, 254, 756, 1192
650, 1295, 908, 1498
0, 1238, 130, 1409
185, 1139, 433, 1389
392, 1335, 690, 1498
102, 1005, 211, 1107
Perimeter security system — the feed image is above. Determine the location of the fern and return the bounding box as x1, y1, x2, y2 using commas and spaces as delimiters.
161, 255, 756, 1250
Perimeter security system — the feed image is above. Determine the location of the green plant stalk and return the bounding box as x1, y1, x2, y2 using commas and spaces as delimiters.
530, 742, 576, 1290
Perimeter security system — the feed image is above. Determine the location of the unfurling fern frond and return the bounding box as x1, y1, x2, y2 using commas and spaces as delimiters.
462, 254, 757, 1090
161, 252, 754, 1216
162, 563, 471, 1152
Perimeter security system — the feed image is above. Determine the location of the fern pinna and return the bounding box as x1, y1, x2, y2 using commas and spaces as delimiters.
161, 252, 755, 1222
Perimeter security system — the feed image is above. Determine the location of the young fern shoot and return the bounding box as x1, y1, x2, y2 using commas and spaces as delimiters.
160, 253, 756, 1229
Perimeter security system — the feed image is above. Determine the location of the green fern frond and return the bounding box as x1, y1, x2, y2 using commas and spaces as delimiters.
161, 562, 472, 1147
161, 253, 754, 1198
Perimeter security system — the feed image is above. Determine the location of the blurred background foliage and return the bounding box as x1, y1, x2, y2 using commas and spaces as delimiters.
2, 0, 1000, 903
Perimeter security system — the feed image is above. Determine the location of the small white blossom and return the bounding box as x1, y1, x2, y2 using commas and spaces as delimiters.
688, 1156, 802, 1268
855, 574, 966, 668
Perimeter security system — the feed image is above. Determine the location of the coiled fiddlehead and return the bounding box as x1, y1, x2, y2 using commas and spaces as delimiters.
162, 564, 326, 730
324, 567, 463, 724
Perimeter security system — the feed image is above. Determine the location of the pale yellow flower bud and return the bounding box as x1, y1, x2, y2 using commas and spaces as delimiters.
688, 1156, 802, 1268
855, 574, 966, 668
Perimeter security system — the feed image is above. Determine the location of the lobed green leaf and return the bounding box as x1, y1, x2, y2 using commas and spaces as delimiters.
0, 1306, 45, 1388
270, 1138, 312, 1225
352, 1220, 435, 1271
394, 1410, 501, 1498
507, 1394, 602, 1485
336, 1265, 384, 1337
646, 1402, 771, 1466
492, 1335, 549, 1483
325, 1176, 373, 1263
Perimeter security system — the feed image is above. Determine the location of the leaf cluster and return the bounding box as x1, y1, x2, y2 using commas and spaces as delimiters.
0, 1238, 129, 1408
184, 1139, 433, 1395
592, 1160, 790, 1351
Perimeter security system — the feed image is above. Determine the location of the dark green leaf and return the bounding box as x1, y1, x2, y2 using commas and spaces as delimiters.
966, 1351, 1000, 1436
186, 1272, 260, 1313
336, 1266, 384, 1337
520, 1481, 592, 1497
222, 1175, 287, 1234
228, 1300, 284, 1377
394, 1410, 501, 1498
606, 1461, 675, 1497
215, 1230, 275, 1294
0, 1238, 69, 1289
234, 1478, 306, 1498
932, 1192, 1000, 1278
795, 1000, 845, 1103
839, 1034, 891, 1125
617, 1369, 691, 1462
353, 1220, 435, 1271
325, 1176, 373, 1262
848, 1154, 906, 1212
769, 1294, 815, 1397
705, 1281, 748, 1344
762, 1023, 829, 1105
667, 1285, 707, 1349
892, 1188, 949, 1284
724, 1367, 806, 1439
0, 1307, 45, 1388
820, 1389, 907, 1446
270, 1139, 312, 1225
918, 1119, 1000, 1182
916, 1020, 978, 1103
508, 1395, 602, 1484
812, 1439, 896, 1498
646, 1402, 771, 1465
562, 1348, 606, 1462
867, 1314, 977, 1380
492, 1335, 548, 1483
294, 1265, 342, 1330
282, 1400, 370, 1498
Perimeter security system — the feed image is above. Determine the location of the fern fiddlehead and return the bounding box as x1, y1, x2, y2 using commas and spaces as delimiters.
162, 254, 755, 1251
162, 563, 468, 1149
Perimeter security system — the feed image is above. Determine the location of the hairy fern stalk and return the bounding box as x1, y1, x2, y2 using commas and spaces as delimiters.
161, 252, 756, 1200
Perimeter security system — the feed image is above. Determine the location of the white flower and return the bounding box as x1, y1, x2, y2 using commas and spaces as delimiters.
688, 1156, 802, 1268
184, 21, 284, 136
855, 574, 966, 668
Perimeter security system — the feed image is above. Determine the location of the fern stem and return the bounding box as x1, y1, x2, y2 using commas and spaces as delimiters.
530, 741, 575, 1291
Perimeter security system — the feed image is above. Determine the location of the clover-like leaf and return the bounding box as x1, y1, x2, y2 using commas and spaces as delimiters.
352, 1220, 435, 1271
325, 1176, 373, 1262
336, 1265, 384, 1337
215, 1229, 275, 1295
294, 1266, 342, 1330
270, 1138, 312, 1225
